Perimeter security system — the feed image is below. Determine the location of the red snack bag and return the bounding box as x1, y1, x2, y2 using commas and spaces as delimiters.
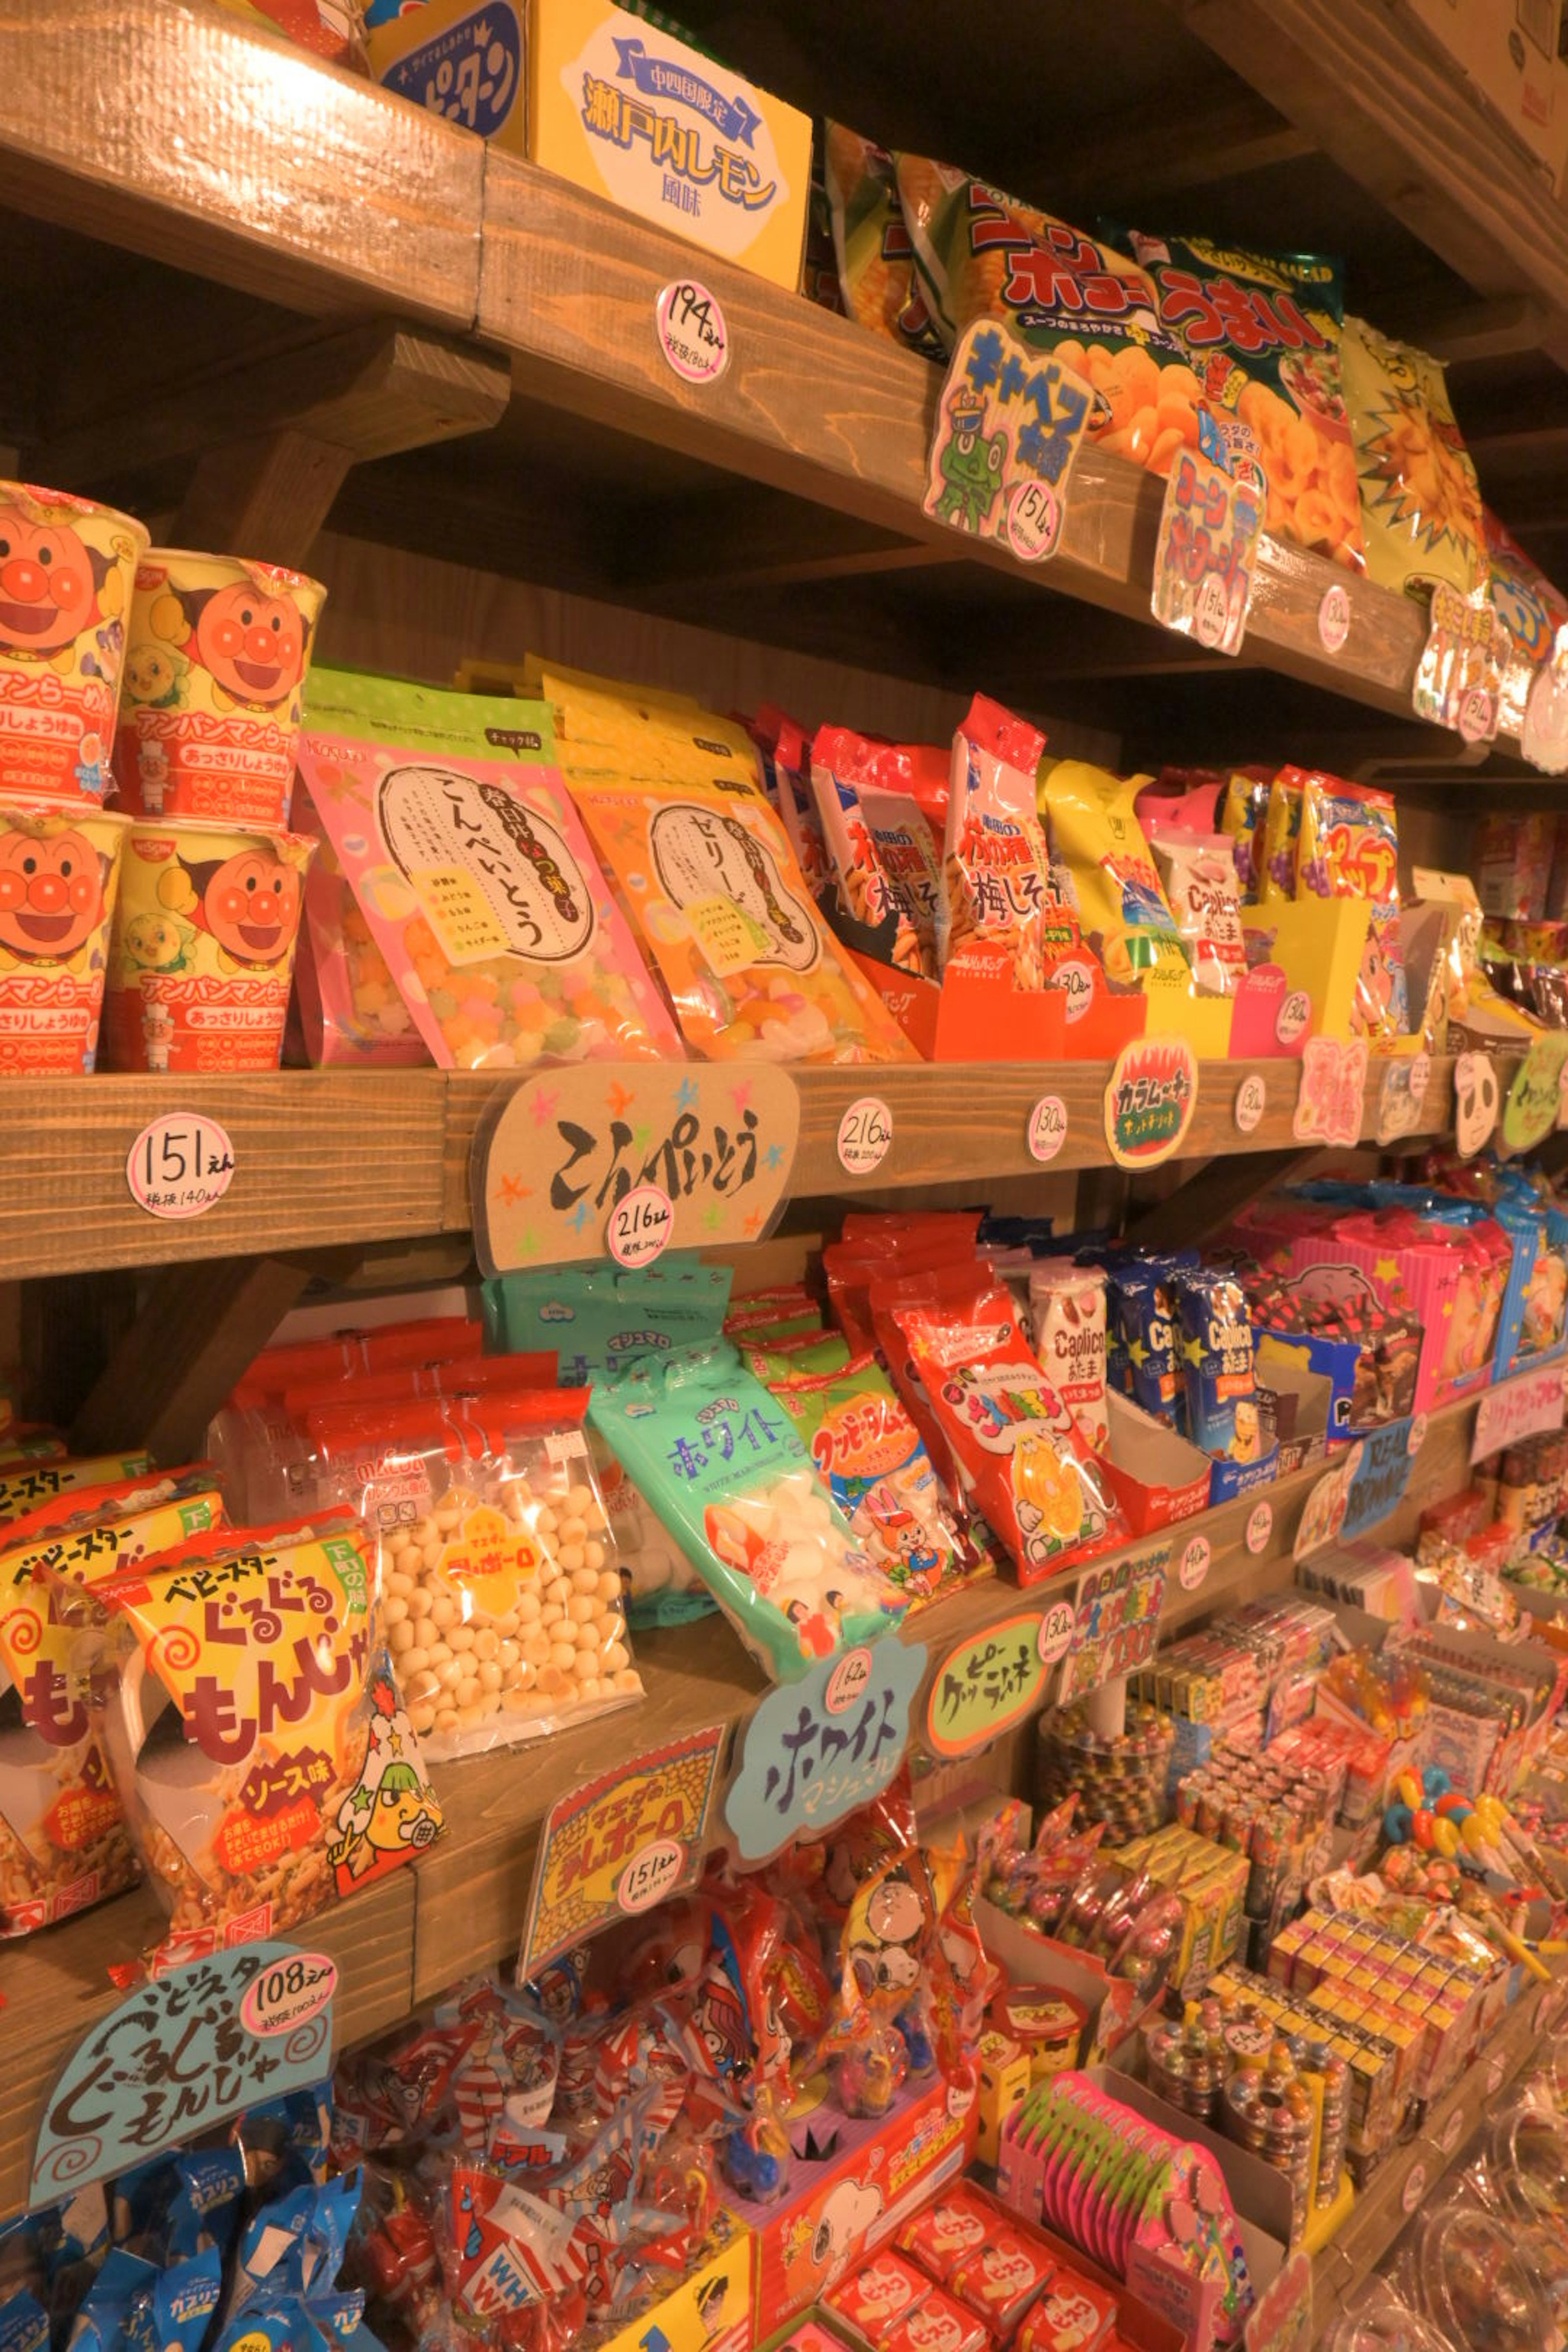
1015, 2272, 1117, 2352
882, 2290, 990, 2352
824, 2251, 935, 2345
891, 1271, 1125, 1581
949, 2232, 1056, 2337
896, 2184, 995, 2283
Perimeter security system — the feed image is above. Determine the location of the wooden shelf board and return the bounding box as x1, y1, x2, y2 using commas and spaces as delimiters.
0, 1372, 1493, 2212
0, 1055, 1490, 1282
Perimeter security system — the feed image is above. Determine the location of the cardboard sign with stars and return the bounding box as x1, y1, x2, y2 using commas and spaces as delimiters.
472, 1062, 801, 1274
923, 320, 1097, 564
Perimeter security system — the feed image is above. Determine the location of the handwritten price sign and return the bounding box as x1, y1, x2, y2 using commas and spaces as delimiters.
1292, 1036, 1368, 1148
1057, 1543, 1169, 1704
923, 321, 1095, 564
725, 1635, 924, 1862
125, 1114, 235, 1220
925, 1613, 1051, 1759
1471, 1362, 1568, 1464
1151, 446, 1263, 657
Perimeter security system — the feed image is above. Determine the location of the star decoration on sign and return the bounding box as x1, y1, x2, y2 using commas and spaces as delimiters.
500, 1174, 530, 1206
763, 1143, 785, 1172
606, 1080, 634, 1118
676, 1077, 699, 1111
531, 1087, 559, 1128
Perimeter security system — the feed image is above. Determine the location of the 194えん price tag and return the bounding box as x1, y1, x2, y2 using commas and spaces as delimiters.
125, 1113, 235, 1219
655, 280, 728, 383
31, 1941, 335, 2206
1151, 446, 1264, 657
725, 1635, 924, 1862
923, 321, 1096, 564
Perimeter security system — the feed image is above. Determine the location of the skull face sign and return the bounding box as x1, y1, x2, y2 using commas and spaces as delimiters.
1454, 1050, 1499, 1158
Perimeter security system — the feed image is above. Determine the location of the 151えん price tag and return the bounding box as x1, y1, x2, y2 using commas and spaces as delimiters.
125, 1114, 235, 1220
655, 280, 728, 383
1151, 445, 1263, 657
923, 321, 1096, 564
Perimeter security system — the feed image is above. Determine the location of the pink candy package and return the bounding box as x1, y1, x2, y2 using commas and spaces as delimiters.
290, 805, 431, 1067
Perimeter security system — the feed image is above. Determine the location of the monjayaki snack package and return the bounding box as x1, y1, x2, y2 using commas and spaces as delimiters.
1341, 315, 1485, 602
824, 125, 945, 359
294, 695, 680, 1071
1039, 762, 1190, 1007
555, 684, 917, 1064
0, 1469, 225, 1938
1113, 228, 1364, 570
943, 694, 1088, 988
891, 1269, 1125, 1583
1292, 769, 1408, 1038
811, 728, 944, 978
759, 1349, 964, 1601
586, 1345, 907, 1679
87, 1512, 443, 1955
895, 162, 1196, 474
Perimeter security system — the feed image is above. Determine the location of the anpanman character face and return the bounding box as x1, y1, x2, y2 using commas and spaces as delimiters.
0, 829, 104, 958
0, 505, 98, 655
195, 582, 305, 706
202, 851, 301, 963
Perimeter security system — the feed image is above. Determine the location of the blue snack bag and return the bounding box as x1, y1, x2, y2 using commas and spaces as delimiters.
588, 1345, 906, 1680
0, 2295, 47, 2352
1175, 1269, 1260, 1460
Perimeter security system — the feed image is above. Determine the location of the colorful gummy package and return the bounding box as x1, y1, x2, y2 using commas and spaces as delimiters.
1292, 769, 1408, 1038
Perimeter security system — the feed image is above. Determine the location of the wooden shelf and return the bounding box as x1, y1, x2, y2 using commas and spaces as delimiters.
0, 1369, 1495, 2213
9, 1053, 1493, 1281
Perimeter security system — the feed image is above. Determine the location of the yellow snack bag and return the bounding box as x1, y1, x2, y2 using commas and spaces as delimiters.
1040, 761, 1192, 1008
1341, 316, 1484, 602
824, 125, 945, 359
1257, 775, 1304, 905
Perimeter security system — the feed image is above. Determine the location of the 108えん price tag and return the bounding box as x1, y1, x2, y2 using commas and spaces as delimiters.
923, 321, 1096, 564
1412, 582, 1507, 743
655, 280, 728, 383
125, 1113, 235, 1219
725, 1635, 924, 1862
30, 1941, 335, 2205
1151, 446, 1264, 656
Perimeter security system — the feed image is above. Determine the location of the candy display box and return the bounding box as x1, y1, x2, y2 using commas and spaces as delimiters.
931, 940, 1145, 1063
975, 1897, 1145, 2065
599, 2218, 756, 2352
722, 2074, 976, 2326
1099, 1393, 1211, 1532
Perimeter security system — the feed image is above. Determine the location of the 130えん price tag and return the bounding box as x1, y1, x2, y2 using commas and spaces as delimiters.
1412, 583, 1507, 743
606, 1182, 673, 1268
655, 280, 728, 383
1027, 1094, 1068, 1162
837, 1095, 893, 1176
1234, 1074, 1265, 1135
125, 1114, 235, 1220
725, 1636, 924, 1862
923, 322, 1096, 564
31, 1942, 335, 2206
1151, 445, 1264, 657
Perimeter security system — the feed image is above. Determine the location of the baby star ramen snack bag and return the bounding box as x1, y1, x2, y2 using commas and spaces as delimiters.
1039, 762, 1190, 1007
1341, 316, 1484, 601
896, 160, 1195, 474
1114, 229, 1363, 570
555, 686, 916, 1063
89, 1513, 443, 1955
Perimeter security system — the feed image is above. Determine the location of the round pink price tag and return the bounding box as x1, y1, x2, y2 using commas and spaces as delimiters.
837, 1097, 893, 1176
126, 1113, 235, 1220
607, 1183, 673, 1267
618, 1838, 683, 1914
656, 280, 728, 383
1028, 1095, 1068, 1162
1245, 1500, 1273, 1555
1179, 1534, 1210, 1590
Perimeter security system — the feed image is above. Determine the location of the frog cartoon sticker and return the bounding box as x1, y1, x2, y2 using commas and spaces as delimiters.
0, 484, 147, 802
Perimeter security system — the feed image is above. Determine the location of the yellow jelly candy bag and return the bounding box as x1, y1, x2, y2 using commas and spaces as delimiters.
555, 685, 917, 1064
1342, 316, 1484, 602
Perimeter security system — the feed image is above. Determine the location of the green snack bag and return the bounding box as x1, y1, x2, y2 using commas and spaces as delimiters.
741, 1334, 853, 1383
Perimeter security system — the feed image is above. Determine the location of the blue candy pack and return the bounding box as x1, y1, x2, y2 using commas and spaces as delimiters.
481, 1258, 732, 1383
1174, 1268, 1260, 1459
0, 2294, 47, 2352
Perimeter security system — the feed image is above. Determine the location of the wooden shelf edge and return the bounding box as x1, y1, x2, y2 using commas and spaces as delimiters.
0, 1371, 1501, 2212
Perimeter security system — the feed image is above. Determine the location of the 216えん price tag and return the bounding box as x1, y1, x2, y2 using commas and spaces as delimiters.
1151, 446, 1263, 657
923, 321, 1096, 564
725, 1635, 924, 1862
125, 1114, 235, 1220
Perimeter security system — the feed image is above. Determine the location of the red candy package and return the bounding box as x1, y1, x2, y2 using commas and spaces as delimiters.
883, 2289, 990, 2352
824, 2251, 935, 2346
949, 2231, 1055, 2336
1015, 2272, 1118, 2352
891, 1271, 1125, 1582
896, 2183, 994, 2283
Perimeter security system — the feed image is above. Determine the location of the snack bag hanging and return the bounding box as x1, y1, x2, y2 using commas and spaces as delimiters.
88, 1513, 443, 1954
1293, 770, 1408, 1038
824, 126, 945, 359
891, 1272, 1125, 1582
587, 1347, 907, 1680
1040, 762, 1191, 1006
1486, 509, 1568, 737
1114, 229, 1363, 570
895, 163, 1195, 473
1341, 316, 1485, 601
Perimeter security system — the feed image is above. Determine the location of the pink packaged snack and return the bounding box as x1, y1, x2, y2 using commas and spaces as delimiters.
290, 812, 430, 1067
824, 2252, 935, 2346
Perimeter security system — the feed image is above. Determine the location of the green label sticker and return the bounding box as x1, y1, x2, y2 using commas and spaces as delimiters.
1502, 1034, 1568, 1156
925, 1612, 1050, 1758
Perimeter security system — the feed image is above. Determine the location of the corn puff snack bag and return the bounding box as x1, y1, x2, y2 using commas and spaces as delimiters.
896, 159, 1195, 473
812, 728, 942, 978
1115, 229, 1363, 570
824, 125, 945, 359
88, 1512, 442, 1956
943, 694, 1084, 986
1219, 767, 1274, 903
1039, 762, 1190, 1005
1257, 773, 1304, 904
0, 1469, 224, 1938
892, 1272, 1123, 1583
1485, 509, 1568, 737
1293, 771, 1408, 1038
760, 1350, 964, 1601
560, 692, 916, 1064
0, 1453, 153, 1526
1341, 316, 1484, 601
587, 1346, 906, 1681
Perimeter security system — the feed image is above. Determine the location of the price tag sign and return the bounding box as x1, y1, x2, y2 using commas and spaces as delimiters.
925, 1613, 1051, 1759
31, 1941, 334, 2206
1243, 2248, 1313, 2352
1296, 1420, 1413, 1559
1454, 1051, 1500, 1158
1151, 446, 1263, 657
1471, 1362, 1568, 1463
472, 1063, 798, 1275
1401, 2161, 1427, 2215
1038, 1595, 1076, 1665
1412, 583, 1507, 742
125, 1114, 235, 1220
1292, 1036, 1368, 1148
1028, 1094, 1068, 1162
518, 1725, 725, 1980
1178, 1533, 1211, 1591
1104, 1035, 1198, 1170
1376, 1053, 1431, 1145
1245, 1499, 1273, 1554
1318, 585, 1351, 656
656, 280, 728, 383
1234, 1074, 1266, 1135
1502, 1034, 1568, 1156
725, 1635, 924, 1862
1057, 1544, 1168, 1704
923, 321, 1095, 564
837, 1095, 893, 1176
1441, 2107, 1466, 2158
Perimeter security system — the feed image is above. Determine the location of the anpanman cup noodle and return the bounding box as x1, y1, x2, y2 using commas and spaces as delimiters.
0, 481, 148, 802
0, 801, 128, 1073
101, 815, 316, 1072
115, 552, 326, 826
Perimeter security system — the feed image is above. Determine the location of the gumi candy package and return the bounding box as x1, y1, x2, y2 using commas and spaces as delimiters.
294, 723, 679, 1073
300, 1389, 641, 1761
0, 1469, 224, 1938
587, 1345, 908, 1680
85, 1512, 443, 1958
891, 1272, 1125, 1583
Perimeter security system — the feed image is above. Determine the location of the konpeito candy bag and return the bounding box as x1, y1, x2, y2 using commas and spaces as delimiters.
896, 162, 1195, 475
88, 1512, 443, 1958
1341, 316, 1484, 601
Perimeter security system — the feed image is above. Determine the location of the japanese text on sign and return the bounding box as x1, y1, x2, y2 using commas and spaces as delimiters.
1502, 1034, 1568, 1156
1152, 446, 1263, 656
1472, 1363, 1568, 1464
1413, 583, 1507, 743
1296, 1418, 1414, 1560
1104, 1035, 1198, 1170
725, 1636, 925, 1861
1058, 1544, 1169, 1704
518, 1725, 725, 1981
125, 1114, 235, 1220
925, 1613, 1049, 1758
923, 321, 1096, 563
31, 1941, 334, 2207
1292, 1036, 1367, 1149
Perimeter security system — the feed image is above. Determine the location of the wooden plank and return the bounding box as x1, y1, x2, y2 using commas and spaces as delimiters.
1120, 1147, 1328, 1253
173, 430, 354, 572
0, 1, 482, 329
